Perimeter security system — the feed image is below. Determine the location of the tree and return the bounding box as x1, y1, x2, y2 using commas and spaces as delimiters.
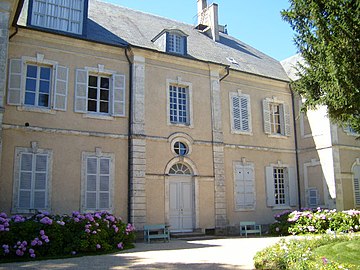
282, 0, 360, 133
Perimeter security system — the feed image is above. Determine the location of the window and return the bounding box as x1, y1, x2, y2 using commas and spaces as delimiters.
308, 188, 319, 207
173, 141, 188, 156
12, 145, 52, 213
75, 68, 125, 117
230, 92, 251, 134
81, 151, 114, 212
263, 98, 291, 136
169, 84, 189, 125
166, 32, 186, 54
265, 164, 297, 207
30, 0, 84, 35
169, 163, 191, 175
234, 162, 255, 210
353, 165, 360, 206
8, 58, 68, 111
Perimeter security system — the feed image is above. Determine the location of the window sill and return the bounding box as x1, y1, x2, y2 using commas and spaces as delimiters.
231, 130, 253, 136
271, 206, 292, 210
235, 208, 256, 212
17, 106, 56, 114
267, 134, 288, 139
11, 208, 49, 215
169, 122, 193, 128
83, 114, 115, 121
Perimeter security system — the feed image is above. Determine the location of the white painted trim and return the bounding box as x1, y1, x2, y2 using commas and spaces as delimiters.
233, 160, 256, 211
166, 78, 193, 128
164, 157, 199, 176
168, 132, 193, 156
12, 145, 53, 214
229, 92, 252, 135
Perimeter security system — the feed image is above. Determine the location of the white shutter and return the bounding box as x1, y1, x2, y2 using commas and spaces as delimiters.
8, 59, 23, 105
33, 154, 48, 209
284, 104, 291, 136
99, 158, 110, 209
86, 157, 97, 209
308, 188, 318, 206
75, 69, 88, 113
263, 99, 271, 134
54, 65, 68, 111
265, 166, 275, 206
240, 96, 250, 132
353, 166, 360, 205
288, 167, 298, 206
112, 74, 125, 116
232, 95, 241, 131
244, 166, 255, 208
19, 153, 33, 209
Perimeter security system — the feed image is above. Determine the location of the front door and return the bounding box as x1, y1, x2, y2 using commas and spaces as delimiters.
169, 177, 194, 232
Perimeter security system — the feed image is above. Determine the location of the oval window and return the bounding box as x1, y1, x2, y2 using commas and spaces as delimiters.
173, 141, 188, 156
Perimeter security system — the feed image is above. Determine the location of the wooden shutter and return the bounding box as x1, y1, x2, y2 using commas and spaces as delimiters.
240, 96, 250, 132
288, 167, 298, 206
54, 65, 68, 111
86, 157, 97, 209
231, 95, 241, 131
112, 74, 125, 116
284, 104, 291, 136
244, 166, 255, 208
74, 69, 88, 113
99, 158, 110, 209
33, 154, 48, 209
263, 99, 271, 134
353, 166, 360, 205
8, 59, 23, 105
19, 153, 33, 209
265, 166, 276, 206
308, 188, 318, 206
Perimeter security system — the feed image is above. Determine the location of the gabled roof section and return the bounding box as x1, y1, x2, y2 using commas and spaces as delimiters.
151, 28, 188, 43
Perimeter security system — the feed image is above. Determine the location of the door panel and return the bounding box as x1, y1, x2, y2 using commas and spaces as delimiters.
169, 178, 194, 232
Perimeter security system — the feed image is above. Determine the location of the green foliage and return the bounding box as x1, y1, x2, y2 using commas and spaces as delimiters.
282, 0, 360, 133
0, 211, 135, 262
254, 235, 359, 269
270, 208, 360, 236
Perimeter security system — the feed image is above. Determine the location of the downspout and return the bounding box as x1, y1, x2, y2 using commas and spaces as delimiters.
9, 0, 25, 40
125, 46, 133, 224
219, 66, 230, 82
290, 85, 302, 209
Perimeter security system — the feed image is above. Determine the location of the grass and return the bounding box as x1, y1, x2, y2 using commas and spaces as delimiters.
314, 238, 360, 268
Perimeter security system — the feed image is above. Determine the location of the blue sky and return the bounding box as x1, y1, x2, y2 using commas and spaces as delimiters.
102, 0, 298, 61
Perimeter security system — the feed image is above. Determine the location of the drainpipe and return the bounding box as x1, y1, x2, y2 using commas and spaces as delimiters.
9, 0, 25, 40
290, 85, 302, 209
219, 66, 230, 82
125, 46, 133, 224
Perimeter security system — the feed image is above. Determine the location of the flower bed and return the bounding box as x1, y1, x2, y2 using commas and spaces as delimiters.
0, 211, 135, 262
270, 208, 360, 236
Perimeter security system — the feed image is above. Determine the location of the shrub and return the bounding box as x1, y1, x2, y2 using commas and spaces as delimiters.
0, 211, 135, 262
270, 208, 360, 236
254, 235, 358, 269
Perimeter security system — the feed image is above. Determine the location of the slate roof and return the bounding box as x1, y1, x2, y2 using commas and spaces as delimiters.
18, 0, 289, 82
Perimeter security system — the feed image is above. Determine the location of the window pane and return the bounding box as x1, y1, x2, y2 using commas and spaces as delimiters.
38, 94, 49, 107
39, 80, 50, 93
40, 67, 51, 80
88, 100, 97, 112
26, 79, 37, 92
88, 87, 97, 99
89, 76, 97, 87
25, 93, 36, 105
100, 102, 108, 113
27, 65, 37, 78
100, 77, 109, 89
100, 90, 109, 100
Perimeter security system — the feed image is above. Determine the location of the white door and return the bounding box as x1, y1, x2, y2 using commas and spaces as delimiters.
169, 177, 194, 232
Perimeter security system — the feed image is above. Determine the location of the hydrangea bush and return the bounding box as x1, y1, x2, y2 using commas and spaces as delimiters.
0, 211, 135, 262
270, 208, 360, 236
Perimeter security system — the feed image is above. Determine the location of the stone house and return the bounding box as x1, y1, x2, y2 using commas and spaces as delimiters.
0, 0, 358, 234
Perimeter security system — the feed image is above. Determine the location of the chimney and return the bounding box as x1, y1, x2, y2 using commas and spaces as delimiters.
197, 1, 220, 42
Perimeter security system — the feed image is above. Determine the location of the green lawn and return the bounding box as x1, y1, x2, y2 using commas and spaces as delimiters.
314, 238, 360, 268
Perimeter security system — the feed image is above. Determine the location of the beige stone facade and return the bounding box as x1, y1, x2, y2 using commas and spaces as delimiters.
0, 0, 359, 235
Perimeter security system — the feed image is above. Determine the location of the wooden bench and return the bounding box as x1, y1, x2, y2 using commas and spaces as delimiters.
143, 224, 170, 243
240, 221, 262, 237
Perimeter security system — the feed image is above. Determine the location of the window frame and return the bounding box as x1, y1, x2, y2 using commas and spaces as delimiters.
263, 98, 291, 137
166, 32, 186, 55
29, 0, 86, 35
233, 161, 256, 211
12, 145, 53, 214
81, 150, 115, 213
8, 56, 69, 112
166, 78, 193, 127
229, 91, 252, 135
75, 66, 126, 118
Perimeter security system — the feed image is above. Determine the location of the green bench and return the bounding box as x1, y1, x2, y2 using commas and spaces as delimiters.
240, 221, 262, 237
143, 224, 170, 243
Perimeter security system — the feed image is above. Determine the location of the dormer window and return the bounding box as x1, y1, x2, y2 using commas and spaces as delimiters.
29, 0, 86, 35
167, 33, 185, 54
152, 29, 188, 56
